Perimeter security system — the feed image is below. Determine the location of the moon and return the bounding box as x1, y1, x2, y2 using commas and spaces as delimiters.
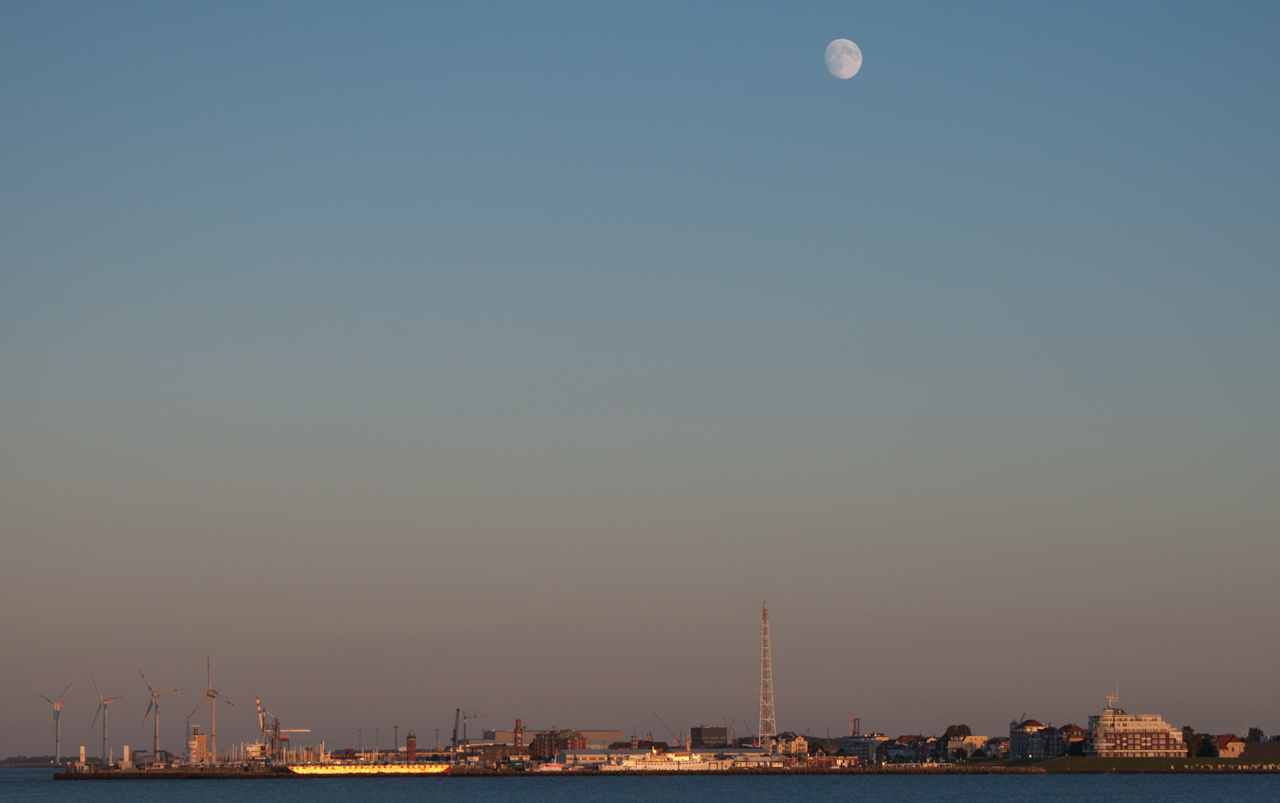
825, 39, 862, 79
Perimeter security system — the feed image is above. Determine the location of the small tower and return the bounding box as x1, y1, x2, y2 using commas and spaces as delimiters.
406, 731, 416, 762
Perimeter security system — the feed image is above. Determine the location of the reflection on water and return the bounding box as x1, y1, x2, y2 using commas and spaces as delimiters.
2, 767, 1279, 803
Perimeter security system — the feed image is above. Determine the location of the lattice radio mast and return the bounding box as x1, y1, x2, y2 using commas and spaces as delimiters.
759, 602, 776, 748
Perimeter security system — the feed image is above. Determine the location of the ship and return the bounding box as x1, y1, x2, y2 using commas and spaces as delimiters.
599, 746, 724, 771
287, 763, 451, 775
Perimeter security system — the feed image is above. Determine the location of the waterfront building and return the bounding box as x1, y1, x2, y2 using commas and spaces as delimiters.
187, 728, 209, 763
945, 734, 990, 758
881, 735, 928, 763
774, 733, 808, 756
1213, 735, 1244, 758
1085, 695, 1184, 758
690, 726, 727, 749
1009, 719, 1048, 758
837, 732, 888, 765
1045, 724, 1087, 756
529, 729, 587, 759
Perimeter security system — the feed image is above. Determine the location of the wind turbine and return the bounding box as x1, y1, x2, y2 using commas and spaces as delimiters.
36, 683, 72, 763
89, 677, 122, 761
139, 670, 182, 756
189, 657, 233, 762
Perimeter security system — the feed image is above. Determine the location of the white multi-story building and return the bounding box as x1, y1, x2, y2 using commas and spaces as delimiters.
1085, 694, 1184, 758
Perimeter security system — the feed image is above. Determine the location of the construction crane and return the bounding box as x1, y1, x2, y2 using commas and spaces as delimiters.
461, 711, 494, 746
652, 712, 678, 745
740, 717, 757, 747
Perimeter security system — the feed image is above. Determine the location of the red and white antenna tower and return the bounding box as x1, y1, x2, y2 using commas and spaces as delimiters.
759, 602, 776, 748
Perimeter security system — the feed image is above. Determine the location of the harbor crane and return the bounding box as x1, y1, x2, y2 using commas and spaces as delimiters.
461, 711, 494, 746
255, 696, 310, 761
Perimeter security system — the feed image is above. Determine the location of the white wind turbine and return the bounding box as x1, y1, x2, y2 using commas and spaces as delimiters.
139, 670, 182, 756
188, 657, 233, 762
89, 676, 123, 761
36, 683, 72, 763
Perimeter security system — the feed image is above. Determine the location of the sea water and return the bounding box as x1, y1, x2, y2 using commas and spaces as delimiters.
2, 767, 1278, 803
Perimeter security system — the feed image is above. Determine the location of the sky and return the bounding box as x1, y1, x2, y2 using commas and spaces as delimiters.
2, 1, 1278, 757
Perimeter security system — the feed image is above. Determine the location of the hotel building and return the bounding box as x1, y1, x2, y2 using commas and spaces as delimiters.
1085, 694, 1184, 758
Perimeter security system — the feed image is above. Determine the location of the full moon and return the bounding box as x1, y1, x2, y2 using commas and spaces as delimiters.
825, 39, 862, 79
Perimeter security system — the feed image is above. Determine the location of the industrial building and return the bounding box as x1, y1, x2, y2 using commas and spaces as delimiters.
483, 729, 621, 750
690, 726, 727, 749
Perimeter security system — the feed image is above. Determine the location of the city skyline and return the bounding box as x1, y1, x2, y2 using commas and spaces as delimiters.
6, 607, 1273, 759
2, 1, 1277, 759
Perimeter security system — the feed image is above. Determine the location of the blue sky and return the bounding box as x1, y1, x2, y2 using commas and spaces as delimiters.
2, 1, 1278, 755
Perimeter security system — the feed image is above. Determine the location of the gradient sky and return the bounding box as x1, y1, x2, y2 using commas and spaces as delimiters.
2, 1, 1278, 757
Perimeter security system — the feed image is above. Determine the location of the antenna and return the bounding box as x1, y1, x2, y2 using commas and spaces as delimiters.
140, 670, 182, 756
759, 602, 776, 749
36, 683, 72, 763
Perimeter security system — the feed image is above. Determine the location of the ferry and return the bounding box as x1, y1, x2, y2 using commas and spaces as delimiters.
287, 763, 451, 775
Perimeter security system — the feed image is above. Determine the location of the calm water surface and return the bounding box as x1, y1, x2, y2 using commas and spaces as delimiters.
3, 768, 1278, 803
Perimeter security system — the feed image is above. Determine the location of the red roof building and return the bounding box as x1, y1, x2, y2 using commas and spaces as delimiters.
1213, 735, 1244, 759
